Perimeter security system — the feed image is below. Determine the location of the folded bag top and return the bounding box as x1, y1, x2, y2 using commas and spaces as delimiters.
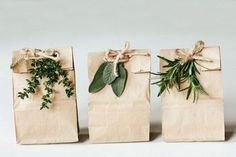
160, 42, 221, 72
88, 41, 151, 101
159, 41, 223, 101
11, 47, 74, 73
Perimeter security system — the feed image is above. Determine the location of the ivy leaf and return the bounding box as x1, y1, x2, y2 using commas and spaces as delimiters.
103, 62, 117, 84
89, 62, 107, 93
111, 63, 127, 97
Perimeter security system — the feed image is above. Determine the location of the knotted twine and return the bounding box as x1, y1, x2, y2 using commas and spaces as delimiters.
10, 48, 60, 69
11, 48, 61, 102
176, 40, 213, 65
103, 41, 150, 77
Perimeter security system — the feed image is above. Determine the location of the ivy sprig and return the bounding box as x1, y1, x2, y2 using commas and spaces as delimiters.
18, 58, 74, 110
89, 62, 128, 97
152, 56, 207, 102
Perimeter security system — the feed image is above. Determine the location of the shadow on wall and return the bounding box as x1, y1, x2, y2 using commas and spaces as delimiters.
77, 96, 236, 142
78, 128, 89, 143
150, 122, 162, 141
225, 131, 235, 141
224, 97, 236, 141
77, 123, 163, 143
77, 124, 236, 142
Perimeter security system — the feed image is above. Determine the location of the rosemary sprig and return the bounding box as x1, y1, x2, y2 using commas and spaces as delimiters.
152, 56, 207, 102
18, 58, 74, 110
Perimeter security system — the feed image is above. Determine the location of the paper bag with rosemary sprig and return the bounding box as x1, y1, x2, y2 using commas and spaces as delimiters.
11, 47, 79, 144
88, 42, 151, 143
153, 41, 224, 142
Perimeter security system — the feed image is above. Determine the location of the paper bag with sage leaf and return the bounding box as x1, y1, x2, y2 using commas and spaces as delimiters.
11, 47, 79, 144
158, 42, 224, 142
88, 42, 150, 143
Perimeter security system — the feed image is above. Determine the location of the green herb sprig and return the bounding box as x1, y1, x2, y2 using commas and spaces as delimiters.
89, 62, 127, 97
18, 58, 74, 110
152, 56, 207, 102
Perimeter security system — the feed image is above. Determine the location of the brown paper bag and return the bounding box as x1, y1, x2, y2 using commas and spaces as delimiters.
88, 48, 151, 144
11, 47, 79, 144
160, 46, 225, 142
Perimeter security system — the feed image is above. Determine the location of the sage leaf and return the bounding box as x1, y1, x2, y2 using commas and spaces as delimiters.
89, 62, 107, 93
111, 63, 127, 97
103, 62, 117, 84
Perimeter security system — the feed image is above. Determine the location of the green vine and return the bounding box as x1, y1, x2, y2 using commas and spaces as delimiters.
18, 58, 74, 110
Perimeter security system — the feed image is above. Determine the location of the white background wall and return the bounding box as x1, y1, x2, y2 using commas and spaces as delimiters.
0, 0, 235, 156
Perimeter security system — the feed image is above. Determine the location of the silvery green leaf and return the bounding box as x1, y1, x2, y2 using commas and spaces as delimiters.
111, 63, 127, 97
89, 62, 107, 93
103, 62, 117, 84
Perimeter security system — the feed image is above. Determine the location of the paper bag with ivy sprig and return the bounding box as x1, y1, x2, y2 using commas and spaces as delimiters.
153, 41, 224, 142
11, 47, 79, 144
88, 42, 151, 143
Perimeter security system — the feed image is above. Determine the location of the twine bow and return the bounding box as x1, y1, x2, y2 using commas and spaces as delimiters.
10, 48, 60, 69
103, 41, 150, 76
176, 40, 213, 65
